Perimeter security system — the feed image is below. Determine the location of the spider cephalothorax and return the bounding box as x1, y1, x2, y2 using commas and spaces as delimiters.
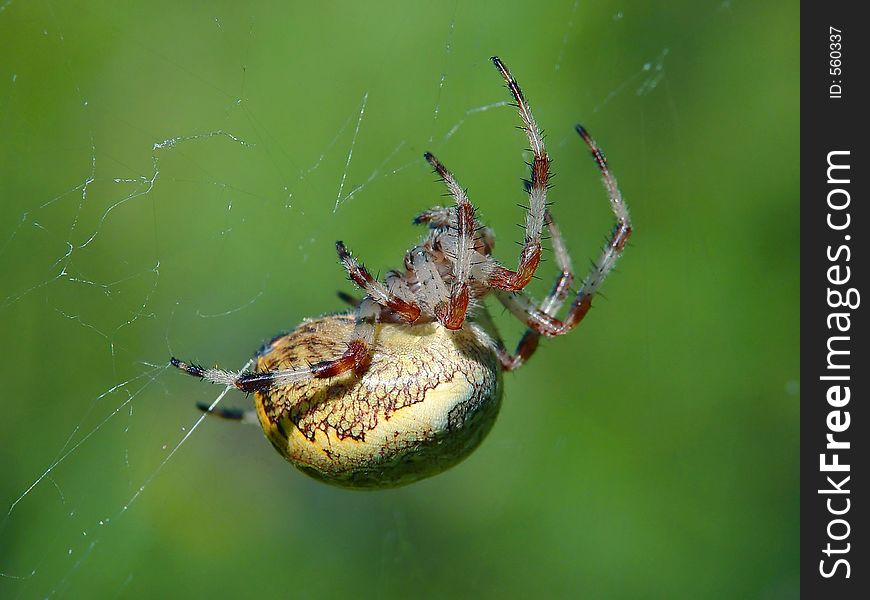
171, 57, 631, 488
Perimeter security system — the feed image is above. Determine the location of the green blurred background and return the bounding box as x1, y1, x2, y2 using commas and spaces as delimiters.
0, 1, 798, 598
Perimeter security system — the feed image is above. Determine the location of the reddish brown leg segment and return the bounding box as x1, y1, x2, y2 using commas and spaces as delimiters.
309, 339, 371, 378
494, 329, 541, 372
309, 296, 379, 378
336, 241, 421, 322
487, 56, 550, 293
495, 208, 575, 369
497, 125, 631, 338
172, 297, 382, 392
423, 151, 474, 330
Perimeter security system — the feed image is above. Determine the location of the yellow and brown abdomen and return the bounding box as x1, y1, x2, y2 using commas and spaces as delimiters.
253, 314, 502, 489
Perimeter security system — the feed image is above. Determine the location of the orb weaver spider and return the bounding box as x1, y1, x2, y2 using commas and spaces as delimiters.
172, 56, 632, 488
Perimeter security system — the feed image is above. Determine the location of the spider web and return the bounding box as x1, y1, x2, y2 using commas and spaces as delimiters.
0, 1, 715, 596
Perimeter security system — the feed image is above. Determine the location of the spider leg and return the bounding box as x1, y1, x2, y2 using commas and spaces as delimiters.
255, 298, 379, 385
413, 205, 494, 256
384, 270, 419, 311
485, 56, 549, 293
171, 299, 381, 392
538, 209, 574, 314
468, 210, 572, 371
494, 332, 539, 371
468, 307, 540, 372
412, 206, 452, 227
171, 357, 249, 388
305, 297, 378, 378
336, 271, 418, 323
337, 290, 361, 308
196, 402, 259, 424
423, 152, 474, 329
336, 241, 421, 322
495, 125, 631, 337
171, 356, 289, 392
494, 290, 565, 338
408, 246, 452, 318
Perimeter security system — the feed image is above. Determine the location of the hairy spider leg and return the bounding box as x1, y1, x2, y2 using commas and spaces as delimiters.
423, 152, 474, 329
412, 205, 496, 257
336, 290, 362, 308
408, 245, 452, 317
483, 56, 550, 293
171, 298, 382, 392
194, 402, 258, 423
496, 125, 632, 338
335, 241, 421, 322
412, 206, 453, 227
491, 209, 575, 370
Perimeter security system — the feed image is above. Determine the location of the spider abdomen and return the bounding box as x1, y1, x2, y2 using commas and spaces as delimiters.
253, 314, 503, 489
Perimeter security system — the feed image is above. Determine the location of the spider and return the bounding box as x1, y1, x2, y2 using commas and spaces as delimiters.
171, 56, 631, 489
